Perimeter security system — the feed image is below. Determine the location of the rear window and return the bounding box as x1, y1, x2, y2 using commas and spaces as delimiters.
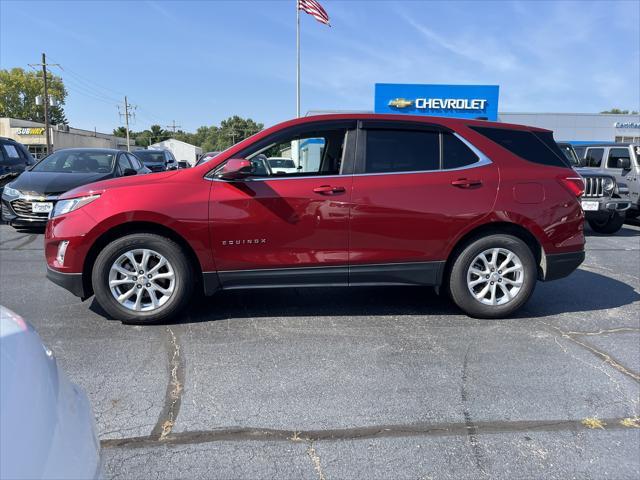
134, 151, 166, 163
470, 126, 569, 167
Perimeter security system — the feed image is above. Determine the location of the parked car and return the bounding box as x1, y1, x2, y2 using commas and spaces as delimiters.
44, 114, 585, 323
267, 157, 299, 174
558, 142, 631, 233
0, 137, 36, 194
1, 148, 149, 227
177, 160, 190, 169
1, 306, 102, 479
576, 143, 640, 219
196, 151, 221, 166
133, 149, 178, 172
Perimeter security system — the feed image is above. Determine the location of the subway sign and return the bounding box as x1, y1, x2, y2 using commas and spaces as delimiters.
16, 127, 45, 135
375, 83, 500, 121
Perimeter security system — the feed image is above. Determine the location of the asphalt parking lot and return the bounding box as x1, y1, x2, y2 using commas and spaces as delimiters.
0, 222, 639, 479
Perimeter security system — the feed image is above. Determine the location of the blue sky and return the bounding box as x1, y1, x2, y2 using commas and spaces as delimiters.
1, 0, 638, 133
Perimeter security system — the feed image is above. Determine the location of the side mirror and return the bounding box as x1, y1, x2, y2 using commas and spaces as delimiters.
219, 158, 252, 180
122, 168, 137, 177
617, 157, 631, 170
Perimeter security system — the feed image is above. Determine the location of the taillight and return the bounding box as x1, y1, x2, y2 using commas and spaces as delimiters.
557, 174, 584, 197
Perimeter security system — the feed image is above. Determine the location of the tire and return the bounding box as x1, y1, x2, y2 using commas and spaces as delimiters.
448, 234, 537, 319
588, 213, 625, 234
92, 233, 193, 324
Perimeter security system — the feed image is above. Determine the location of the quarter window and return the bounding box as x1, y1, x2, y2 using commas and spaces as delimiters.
584, 148, 604, 168
470, 126, 568, 168
442, 133, 478, 169
364, 129, 439, 173
607, 148, 630, 168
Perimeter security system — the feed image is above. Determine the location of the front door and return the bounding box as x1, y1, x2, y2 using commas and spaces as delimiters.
349, 123, 499, 285
209, 121, 356, 288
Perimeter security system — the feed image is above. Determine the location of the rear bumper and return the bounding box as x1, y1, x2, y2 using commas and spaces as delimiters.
542, 251, 585, 281
46, 266, 87, 298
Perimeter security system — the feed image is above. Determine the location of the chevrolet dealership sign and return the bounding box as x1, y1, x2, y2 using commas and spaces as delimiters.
375, 83, 499, 121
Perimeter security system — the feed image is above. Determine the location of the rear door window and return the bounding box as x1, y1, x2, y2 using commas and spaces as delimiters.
364, 129, 440, 173
584, 148, 604, 168
1, 143, 22, 165
607, 148, 630, 168
470, 126, 568, 167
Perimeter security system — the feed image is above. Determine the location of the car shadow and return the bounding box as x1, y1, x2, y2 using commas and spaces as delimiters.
584, 223, 640, 237
90, 268, 639, 325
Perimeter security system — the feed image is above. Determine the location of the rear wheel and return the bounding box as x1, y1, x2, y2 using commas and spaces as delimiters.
588, 213, 625, 234
448, 234, 537, 318
92, 233, 193, 324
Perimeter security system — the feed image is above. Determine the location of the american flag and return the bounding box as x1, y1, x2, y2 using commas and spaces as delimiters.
298, 0, 330, 26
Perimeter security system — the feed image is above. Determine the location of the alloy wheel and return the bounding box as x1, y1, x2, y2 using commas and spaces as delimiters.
466, 247, 524, 306
108, 248, 175, 312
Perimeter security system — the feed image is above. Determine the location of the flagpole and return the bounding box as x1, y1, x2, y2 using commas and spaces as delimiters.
296, 1, 300, 118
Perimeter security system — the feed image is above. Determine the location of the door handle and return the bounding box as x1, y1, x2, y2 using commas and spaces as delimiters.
313, 185, 346, 195
451, 178, 482, 188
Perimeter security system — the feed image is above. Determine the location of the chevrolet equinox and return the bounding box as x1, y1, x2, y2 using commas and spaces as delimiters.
45, 114, 586, 323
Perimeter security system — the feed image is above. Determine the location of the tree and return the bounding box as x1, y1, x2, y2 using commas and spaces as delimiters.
112, 126, 128, 137
0, 67, 68, 124
601, 108, 639, 114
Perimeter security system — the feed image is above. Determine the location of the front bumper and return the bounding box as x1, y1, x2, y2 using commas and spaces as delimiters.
1, 197, 51, 227
542, 251, 585, 281
46, 266, 87, 298
581, 197, 631, 215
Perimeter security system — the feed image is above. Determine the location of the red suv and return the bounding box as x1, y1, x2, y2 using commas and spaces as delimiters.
45, 114, 585, 323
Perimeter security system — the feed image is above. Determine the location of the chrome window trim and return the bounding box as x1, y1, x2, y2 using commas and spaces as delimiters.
205, 132, 492, 182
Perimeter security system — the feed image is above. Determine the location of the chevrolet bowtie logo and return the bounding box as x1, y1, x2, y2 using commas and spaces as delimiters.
388, 98, 414, 108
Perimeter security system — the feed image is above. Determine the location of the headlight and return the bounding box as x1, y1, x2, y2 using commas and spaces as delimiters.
602, 177, 615, 192
3, 185, 20, 197
51, 194, 100, 218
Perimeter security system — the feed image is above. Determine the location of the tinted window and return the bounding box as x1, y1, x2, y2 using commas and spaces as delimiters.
443, 133, 478, 169
365, 129, 439, 173
470, 126, 568, 167
557, 143, 580, 166
32, 150, 115, 173
573, 146, 586, 159
584, 148, 604, 168
607, 148, 630, 168
135, 151, 166, 163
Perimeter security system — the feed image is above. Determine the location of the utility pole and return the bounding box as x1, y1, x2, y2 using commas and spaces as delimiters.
118, 97, 135, 151
165, 120, 181, 134
29, 53, 59, 155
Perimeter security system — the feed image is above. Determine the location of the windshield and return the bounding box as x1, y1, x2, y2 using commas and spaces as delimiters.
268, 158, 296, 168
32, 150, 115, 173
558, 144, 580, 166
134, 151, 165, 163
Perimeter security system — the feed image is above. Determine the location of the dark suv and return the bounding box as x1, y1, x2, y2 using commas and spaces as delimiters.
0, 137, 36, 194
132, 149, 178, 172
44, 114, 585, 323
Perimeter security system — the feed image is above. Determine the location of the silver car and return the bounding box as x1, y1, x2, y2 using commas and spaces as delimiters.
0, 306, 102, 479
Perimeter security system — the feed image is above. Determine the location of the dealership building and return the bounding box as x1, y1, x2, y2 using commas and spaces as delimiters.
0, 117, 131, 158
312, 83, 640, 144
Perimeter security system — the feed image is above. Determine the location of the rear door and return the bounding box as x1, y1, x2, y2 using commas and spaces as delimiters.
209, 121, 356, 287
349, 121, 499, 284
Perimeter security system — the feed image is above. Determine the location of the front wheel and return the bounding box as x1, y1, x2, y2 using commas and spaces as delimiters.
588, 213, 625, 234
92, 233, 193, 324
448, 234, 537, 319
